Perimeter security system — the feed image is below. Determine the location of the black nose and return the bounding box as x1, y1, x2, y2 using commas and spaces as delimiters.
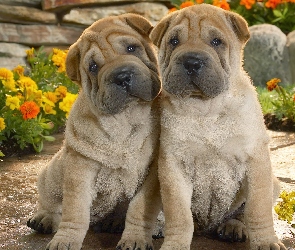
114, 71, 132, 89
183, 56, 204, 75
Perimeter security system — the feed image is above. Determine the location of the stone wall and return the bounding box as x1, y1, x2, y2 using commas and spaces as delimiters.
0, 0, 169, 69
0, 0, 294, 86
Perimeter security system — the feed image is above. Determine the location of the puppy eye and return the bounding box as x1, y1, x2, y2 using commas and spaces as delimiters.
170, 37, 179, 47
89, 61, 98, 74
211, 38, 222, 47
127, 45, 136, 52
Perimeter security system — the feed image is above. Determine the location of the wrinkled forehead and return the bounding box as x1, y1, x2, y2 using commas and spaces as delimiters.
82, 18, 141, 44
166, 7, 230, 39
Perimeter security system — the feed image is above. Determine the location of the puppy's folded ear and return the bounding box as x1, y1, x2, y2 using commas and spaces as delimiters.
226, 12, 250, 44
150, 15, 171, 48
123, 13, 153, 36
66, 42, 81, 84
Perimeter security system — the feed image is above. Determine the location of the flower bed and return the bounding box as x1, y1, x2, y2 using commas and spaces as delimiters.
0, 48, 79, 157
169, 0, 295, 33
258, 78, 295, 132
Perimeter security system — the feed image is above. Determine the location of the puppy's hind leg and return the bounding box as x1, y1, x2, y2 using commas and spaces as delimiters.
27, 151, 64, 234
217, 207, 248, 243
117, 161, 162, 250
217, 175, 282, 244
217, 183, 248, 243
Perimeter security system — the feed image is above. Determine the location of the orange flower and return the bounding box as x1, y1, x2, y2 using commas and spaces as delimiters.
180, 1, 195, 8
213, 0, 230, 10
169, 7, 178, 12
20, 101, 40, 120
293, 94, 295, 102
196, 0, 204, 3
265, 0, 282, 8
240, 0, 256, 9
266, 78, 281, 91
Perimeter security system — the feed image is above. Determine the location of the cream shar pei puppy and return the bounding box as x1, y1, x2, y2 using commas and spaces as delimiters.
27, 13, 161, 250
117, 4, 286, 250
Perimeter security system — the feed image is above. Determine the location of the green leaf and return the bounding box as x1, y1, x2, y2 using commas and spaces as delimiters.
41, 135, 55, 142
273, 9, 283, 18
272, 17, 283, 24
0, 150, 5, 157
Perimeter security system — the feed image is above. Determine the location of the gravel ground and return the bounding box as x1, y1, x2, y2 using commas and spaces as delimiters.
0, 131, 294, 250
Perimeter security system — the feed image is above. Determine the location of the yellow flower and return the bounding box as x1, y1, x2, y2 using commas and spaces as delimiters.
55, 86, 68, 100
27, 89, 42, 106
52, 48, 68, 73
26, 48, 34, 58
275, 190, 295, 224
266, 78, 281, 91
42, 103, 56, 115
6, 95, 20, 110
42, 95, 55, 107
13, 65, 25, 76
17, 76, 38, 92
43, 91, 58, 104
0, 118, 5, 131
0, 68, 16, 91
59, 92, 78, 117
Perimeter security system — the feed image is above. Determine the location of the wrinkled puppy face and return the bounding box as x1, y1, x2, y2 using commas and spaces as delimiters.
66, 14, 161, 115
150, 4, 249, 99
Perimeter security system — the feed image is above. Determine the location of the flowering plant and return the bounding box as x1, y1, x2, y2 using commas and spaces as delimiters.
169, 0, 295, 33
265, 78, 295, 122
275, 190, 295, 226
0, 48, 79, 157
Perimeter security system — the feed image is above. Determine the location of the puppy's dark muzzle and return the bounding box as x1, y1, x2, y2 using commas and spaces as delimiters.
112, 66, 160, 101
183, 55, 205, 76
114, 70, 133, 91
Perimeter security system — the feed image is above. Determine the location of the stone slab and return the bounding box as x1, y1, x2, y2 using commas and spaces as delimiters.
0, 23, 84, 46
62, 2, 168, 26
0, 42, 29, 57
0, 0, 41, 7
42, 0, 169, 12
0, 4, 57, 25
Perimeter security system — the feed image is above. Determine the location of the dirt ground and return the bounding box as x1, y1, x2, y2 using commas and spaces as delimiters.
0, 131, 294, 250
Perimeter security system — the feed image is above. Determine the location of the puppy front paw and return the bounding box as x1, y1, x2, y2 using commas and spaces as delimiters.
46, 235, 82, 250
27, 211, 61, 234
217, 219, 248, 242
116, 237, 153, 250
250, 241, 287, 250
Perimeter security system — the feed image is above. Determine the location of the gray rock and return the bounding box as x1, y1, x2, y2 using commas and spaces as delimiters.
0, 4, 57, 24
286, 30, 295, 84
62, 2, 168, 27
244, 24, 292, 87
0, 42, 30, 57
0, 57, 27, 70
0, 23, 84, 46
0, 0, 41, 7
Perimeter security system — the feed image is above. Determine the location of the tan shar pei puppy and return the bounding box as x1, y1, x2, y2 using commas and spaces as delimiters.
117, 4, 286, 250
26, 13, 161, 250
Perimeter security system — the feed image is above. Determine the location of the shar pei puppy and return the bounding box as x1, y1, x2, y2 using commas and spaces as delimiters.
27, 13, 161, 250
117, 4, 286, 250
